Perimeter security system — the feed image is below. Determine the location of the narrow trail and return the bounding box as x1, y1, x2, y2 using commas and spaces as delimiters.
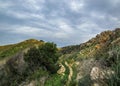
57, 63, 66, 75
65, 61, 73, 86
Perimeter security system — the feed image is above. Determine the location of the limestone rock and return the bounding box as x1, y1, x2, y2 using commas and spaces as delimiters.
57, 63, 65, 75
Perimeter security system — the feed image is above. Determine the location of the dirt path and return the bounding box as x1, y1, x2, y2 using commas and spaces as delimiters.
57, 63, 66, 75
65, 61, 73, 86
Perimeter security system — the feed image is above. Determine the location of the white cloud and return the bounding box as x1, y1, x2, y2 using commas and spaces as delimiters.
109, 16, 120, 23
11, 26, 40, 34
0, 1, 13, 11
24, 0, 45, 11
6, 10, 44, 19
71, 21, 103, 43
69, 0, 84, 12
51, 19, 75, 39
9, 26, 53, 37
90, 12, 106, 19
110, 0, 120, 6
77, 21, 101, 32
54, 32, 69, 39
58, 21, 73, 33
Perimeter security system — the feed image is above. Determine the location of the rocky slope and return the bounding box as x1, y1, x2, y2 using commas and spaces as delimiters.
0, 28, 120, 86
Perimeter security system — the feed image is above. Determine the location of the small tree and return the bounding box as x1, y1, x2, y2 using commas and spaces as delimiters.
24, 42, 59, 73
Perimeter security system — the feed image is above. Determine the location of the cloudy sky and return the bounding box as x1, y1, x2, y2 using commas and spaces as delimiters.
0, 0, 120, 47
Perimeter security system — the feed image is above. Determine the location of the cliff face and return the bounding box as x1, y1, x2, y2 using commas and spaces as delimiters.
0, 28, 120, 86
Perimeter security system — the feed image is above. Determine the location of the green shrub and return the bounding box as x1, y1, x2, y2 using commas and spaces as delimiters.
78, 74, 92, 86
24, 42, 59, 74
45, 74, 63, 86
106, 46, 120, 86
29, 68, 48, 80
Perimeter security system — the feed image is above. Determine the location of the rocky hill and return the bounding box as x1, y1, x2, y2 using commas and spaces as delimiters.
0, 28, 120, 86
61, 28, 120, 54
0, 39, 44, 59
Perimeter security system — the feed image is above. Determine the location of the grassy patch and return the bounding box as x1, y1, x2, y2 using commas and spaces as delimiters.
106, 46, 120, 86
69, 64, 77, 86
29, 68, 48, 80
44, 74, 63, 86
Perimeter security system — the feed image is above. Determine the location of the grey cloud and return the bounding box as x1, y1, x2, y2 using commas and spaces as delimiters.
0, 0, 120, 47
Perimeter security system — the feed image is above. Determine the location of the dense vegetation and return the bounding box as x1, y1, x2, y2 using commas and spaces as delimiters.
106, 46, 120, 86
0, 39, 44, 60
24, 42, 59, 74
0, 42, 59, 86
0, 28, 120, 86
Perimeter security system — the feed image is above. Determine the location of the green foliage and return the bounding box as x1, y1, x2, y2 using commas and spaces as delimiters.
45, 74, 63, 86
69, 65, 77, 86
0, 52, 29, 86
78, 74, 92, 86
24, 42, 59, 74
107, 63, 120, 86
0, 39, 43, 60
45, 62, 69, 86
106, 46, 120, 86
60, 45, 81, 54
0, 42, 59, 86
61, 62, 69, 85
1, 28, 120, 86
29, 68, 48, 80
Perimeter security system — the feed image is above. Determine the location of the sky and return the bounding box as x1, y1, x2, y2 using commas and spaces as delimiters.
0, 0, 120, 47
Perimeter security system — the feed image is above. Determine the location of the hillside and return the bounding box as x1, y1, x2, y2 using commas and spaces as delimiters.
58, 28, 120, 86
61, 28, 120, 54
0, 39, 44, 60
0, 28, 120, 86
